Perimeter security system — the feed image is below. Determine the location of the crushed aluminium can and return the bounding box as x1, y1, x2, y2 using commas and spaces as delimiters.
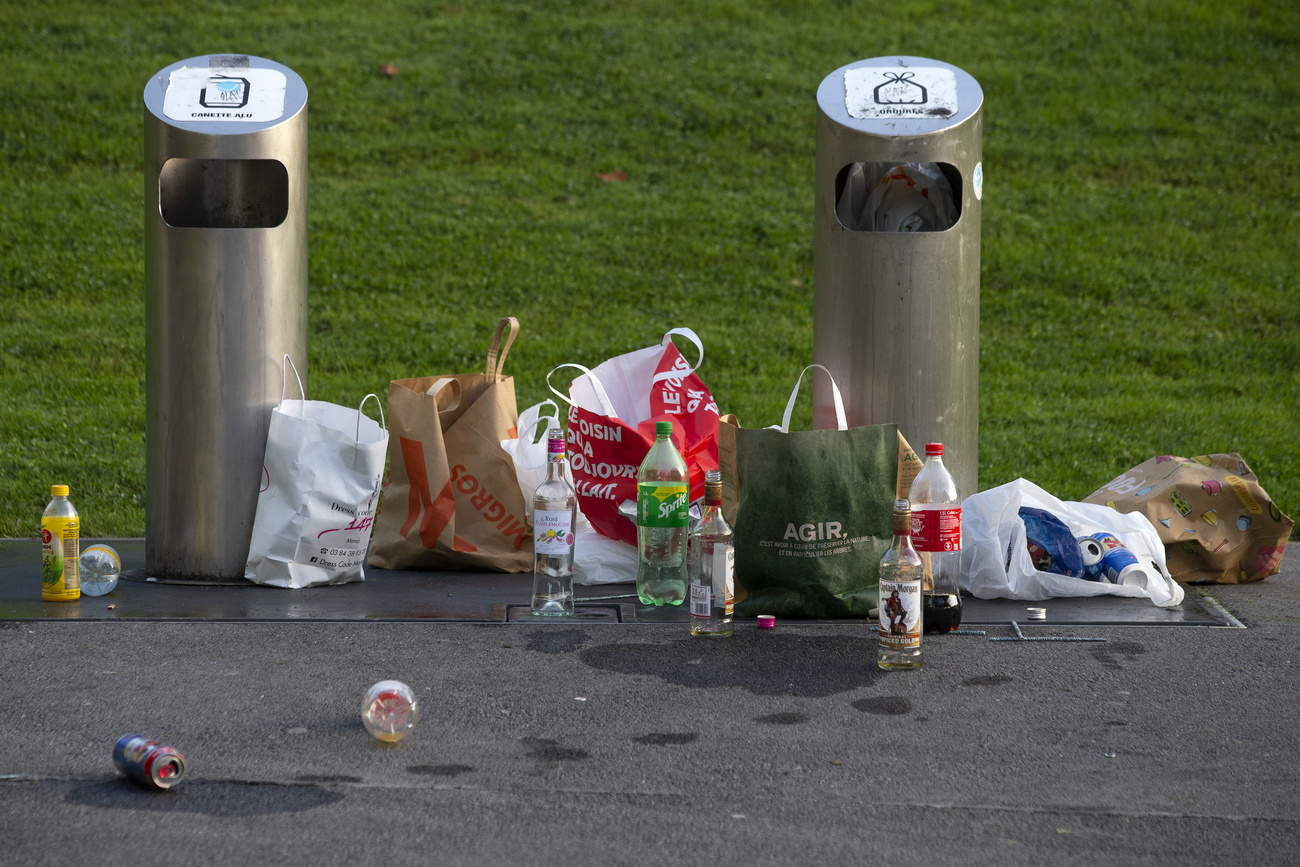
112, 734, 187, 790
1078, 532, 1141, 584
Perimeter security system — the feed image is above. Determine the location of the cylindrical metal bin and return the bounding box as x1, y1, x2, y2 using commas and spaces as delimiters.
812, 56, 983, 498
143, 55, 308, 580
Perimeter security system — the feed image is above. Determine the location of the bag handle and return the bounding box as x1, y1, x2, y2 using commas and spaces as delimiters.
546, 362, 619, 419
425, 376, 462, 412
356, 393, 386, 441
776, 364, 847, 433
484, 317, 520, 381
651, 327, 704, 386
279, 354, 307, 413
527, 399, 561, 445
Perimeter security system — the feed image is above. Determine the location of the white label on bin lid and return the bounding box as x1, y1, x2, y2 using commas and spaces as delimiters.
163, 66, 288, 123
844, 67, 958, 120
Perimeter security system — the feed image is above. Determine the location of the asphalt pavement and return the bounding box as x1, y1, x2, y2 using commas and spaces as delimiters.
1, 551, 1297, 865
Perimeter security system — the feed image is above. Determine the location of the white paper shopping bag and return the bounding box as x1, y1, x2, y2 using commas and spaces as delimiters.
245, 357, 389, 589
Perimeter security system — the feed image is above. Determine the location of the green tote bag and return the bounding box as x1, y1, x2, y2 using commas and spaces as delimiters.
730, 365, 901, 618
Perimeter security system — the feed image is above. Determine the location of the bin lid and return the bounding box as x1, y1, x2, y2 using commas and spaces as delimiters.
144, 55, 307, 135
817, 56, 983, 136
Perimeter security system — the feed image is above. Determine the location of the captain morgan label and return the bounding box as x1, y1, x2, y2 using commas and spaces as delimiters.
878, 578, 920, 650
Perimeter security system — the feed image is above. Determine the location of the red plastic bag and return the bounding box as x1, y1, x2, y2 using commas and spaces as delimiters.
548, 329, 721, 545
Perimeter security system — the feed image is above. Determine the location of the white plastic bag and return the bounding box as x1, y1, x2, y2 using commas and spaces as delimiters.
961, 478, 1184, 608
245, 357, 388, 589
501, 400, 636, 585
502, 399, 592, 533
572, 531, 639, 586
836, 161, 958, 232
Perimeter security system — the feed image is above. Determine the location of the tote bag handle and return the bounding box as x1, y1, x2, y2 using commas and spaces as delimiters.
484, 317, 520, 382
279, 355, 307, 414
546, 362, 619, 419
651, 327, 705, 385
775, 364, 848, 433
356, 393, 387, 441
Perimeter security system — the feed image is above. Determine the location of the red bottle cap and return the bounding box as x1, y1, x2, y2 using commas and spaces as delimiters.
925, 443, 944, 456
756, 615, 775, 629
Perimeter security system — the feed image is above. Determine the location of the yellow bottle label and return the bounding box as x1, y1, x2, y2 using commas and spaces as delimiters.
41, 516, 80, 600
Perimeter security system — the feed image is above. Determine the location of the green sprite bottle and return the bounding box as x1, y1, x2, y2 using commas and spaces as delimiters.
636, 421, 689, 606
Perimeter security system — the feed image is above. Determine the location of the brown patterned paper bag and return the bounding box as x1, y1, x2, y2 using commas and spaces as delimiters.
1084, 453, 1292, 584
368, 318, 532, 572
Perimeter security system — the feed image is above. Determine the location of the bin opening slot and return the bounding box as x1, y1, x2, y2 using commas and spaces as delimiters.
834, 161, 962, 233
159, 158, 289, 229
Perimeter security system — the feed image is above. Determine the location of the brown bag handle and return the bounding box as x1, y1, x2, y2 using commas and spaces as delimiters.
484, 316, 520, 381
425, 377, 462, 412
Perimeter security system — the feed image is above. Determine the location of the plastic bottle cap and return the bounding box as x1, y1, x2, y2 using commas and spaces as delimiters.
655, 421, 673, 437
756, 615, 776, 629
925, 443, 944, 456
51, 485, 69, 497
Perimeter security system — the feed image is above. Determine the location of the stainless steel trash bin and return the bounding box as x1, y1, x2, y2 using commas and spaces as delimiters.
143, 54, 309, 580
812, 56, 983, 498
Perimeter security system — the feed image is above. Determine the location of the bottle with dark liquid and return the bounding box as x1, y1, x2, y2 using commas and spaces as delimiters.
923, 591, 962, 633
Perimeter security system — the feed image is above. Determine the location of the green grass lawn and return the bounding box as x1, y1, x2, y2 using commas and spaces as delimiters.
1, 0, 1296, 537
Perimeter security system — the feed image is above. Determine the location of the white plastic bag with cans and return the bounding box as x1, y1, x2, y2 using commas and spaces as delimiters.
961, 478, 1184, 608
500, 399, 638, 585
245, 356, 389, 589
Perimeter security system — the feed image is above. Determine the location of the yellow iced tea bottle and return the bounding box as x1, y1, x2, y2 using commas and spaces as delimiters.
41, 485, 80, 602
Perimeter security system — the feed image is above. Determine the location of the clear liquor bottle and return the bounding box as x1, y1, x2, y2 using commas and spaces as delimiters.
689, 470, 734, 637
878, 498, 923, 670
532, 428, 576, 616
910, 443, 963, 633
636, 421, 689, 606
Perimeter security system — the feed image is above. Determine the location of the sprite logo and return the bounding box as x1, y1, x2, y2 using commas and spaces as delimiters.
638, 482, 688, 529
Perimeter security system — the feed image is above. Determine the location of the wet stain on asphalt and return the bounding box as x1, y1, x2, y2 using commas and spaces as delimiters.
580, 633, 883, 697
962, 675, 1013, 687
521, 737, 588, 762
65, 779, 344, 816
1091, 640, 1147, 671
295, 774, 362, 784
406, 764, 475, 777
851, 696, 912, 715
526, 629, 589, 655
634, 733, 700, 746
754, 712, 807, 725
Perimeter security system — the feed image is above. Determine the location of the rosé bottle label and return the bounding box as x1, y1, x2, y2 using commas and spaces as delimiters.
534, 510, 574, 554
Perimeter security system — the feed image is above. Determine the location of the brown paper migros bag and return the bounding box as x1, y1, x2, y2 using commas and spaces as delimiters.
1084, 453, 1292, 584
368, 318, 531, 572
